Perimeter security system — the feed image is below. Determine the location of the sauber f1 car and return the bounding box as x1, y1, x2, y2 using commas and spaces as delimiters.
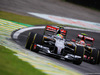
25, 25, 85, 65
72, 33, 100, 64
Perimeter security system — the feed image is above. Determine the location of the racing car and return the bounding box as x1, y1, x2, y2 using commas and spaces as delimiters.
72, 33, 100, 64
25, 25, 85, 65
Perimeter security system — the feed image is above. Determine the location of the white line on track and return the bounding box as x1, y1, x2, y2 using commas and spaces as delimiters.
13, 26, 100, 40
13, 26, 45, 39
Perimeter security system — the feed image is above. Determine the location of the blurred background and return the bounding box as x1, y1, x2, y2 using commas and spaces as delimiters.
64, 0, 100, 10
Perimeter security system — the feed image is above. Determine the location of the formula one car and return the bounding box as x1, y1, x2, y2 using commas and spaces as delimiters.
25, 25, 85, 65
72, 33, 100, 64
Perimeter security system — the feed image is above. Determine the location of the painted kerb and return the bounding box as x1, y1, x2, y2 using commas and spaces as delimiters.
0, 19, 82, 75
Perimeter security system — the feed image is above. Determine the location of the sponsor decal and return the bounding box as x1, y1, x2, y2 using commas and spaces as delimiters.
46, 25, 66, 35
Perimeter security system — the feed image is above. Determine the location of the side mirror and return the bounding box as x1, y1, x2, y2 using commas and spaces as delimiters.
72, 39, 76, 42
48, 34, 52, 36
86, 44, 91, 46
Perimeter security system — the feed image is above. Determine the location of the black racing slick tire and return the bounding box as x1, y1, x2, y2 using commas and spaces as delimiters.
25, 32, 35, 49
90, 49, 100, 64
97, 49, 100, 64
73, 46, 85, 65
30, 33, 44, 52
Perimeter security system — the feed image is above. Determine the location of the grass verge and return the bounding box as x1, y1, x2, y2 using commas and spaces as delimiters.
0, 45, 46, 75
0, 11, 58, 25
0, 11, 87, 29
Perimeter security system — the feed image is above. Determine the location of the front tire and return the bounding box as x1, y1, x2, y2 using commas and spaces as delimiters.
30, 33, 44, 52
90, 49, 100, 64
25, 32, 35, 49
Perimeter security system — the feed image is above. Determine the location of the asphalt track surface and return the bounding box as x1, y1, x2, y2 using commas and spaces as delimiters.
0, 0, 100, 74
13, 27, 100, 74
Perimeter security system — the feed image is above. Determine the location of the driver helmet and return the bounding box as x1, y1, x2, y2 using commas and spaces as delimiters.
79, 40, 85, 45
57, 34, 63, 39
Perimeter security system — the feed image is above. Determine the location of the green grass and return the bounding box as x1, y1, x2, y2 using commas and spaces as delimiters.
0, 11, 84, 28
0, 45, 47, 75
0, 11, 58, 25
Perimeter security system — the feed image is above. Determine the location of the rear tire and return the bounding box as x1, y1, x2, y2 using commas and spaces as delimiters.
73, 46, 85, 65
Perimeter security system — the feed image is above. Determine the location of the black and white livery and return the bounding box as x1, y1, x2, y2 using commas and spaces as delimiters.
25, 25, 85, 65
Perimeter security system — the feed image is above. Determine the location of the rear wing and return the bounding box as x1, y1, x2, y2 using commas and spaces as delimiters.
77, 34, 94, 42
44, 25, 67, 37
